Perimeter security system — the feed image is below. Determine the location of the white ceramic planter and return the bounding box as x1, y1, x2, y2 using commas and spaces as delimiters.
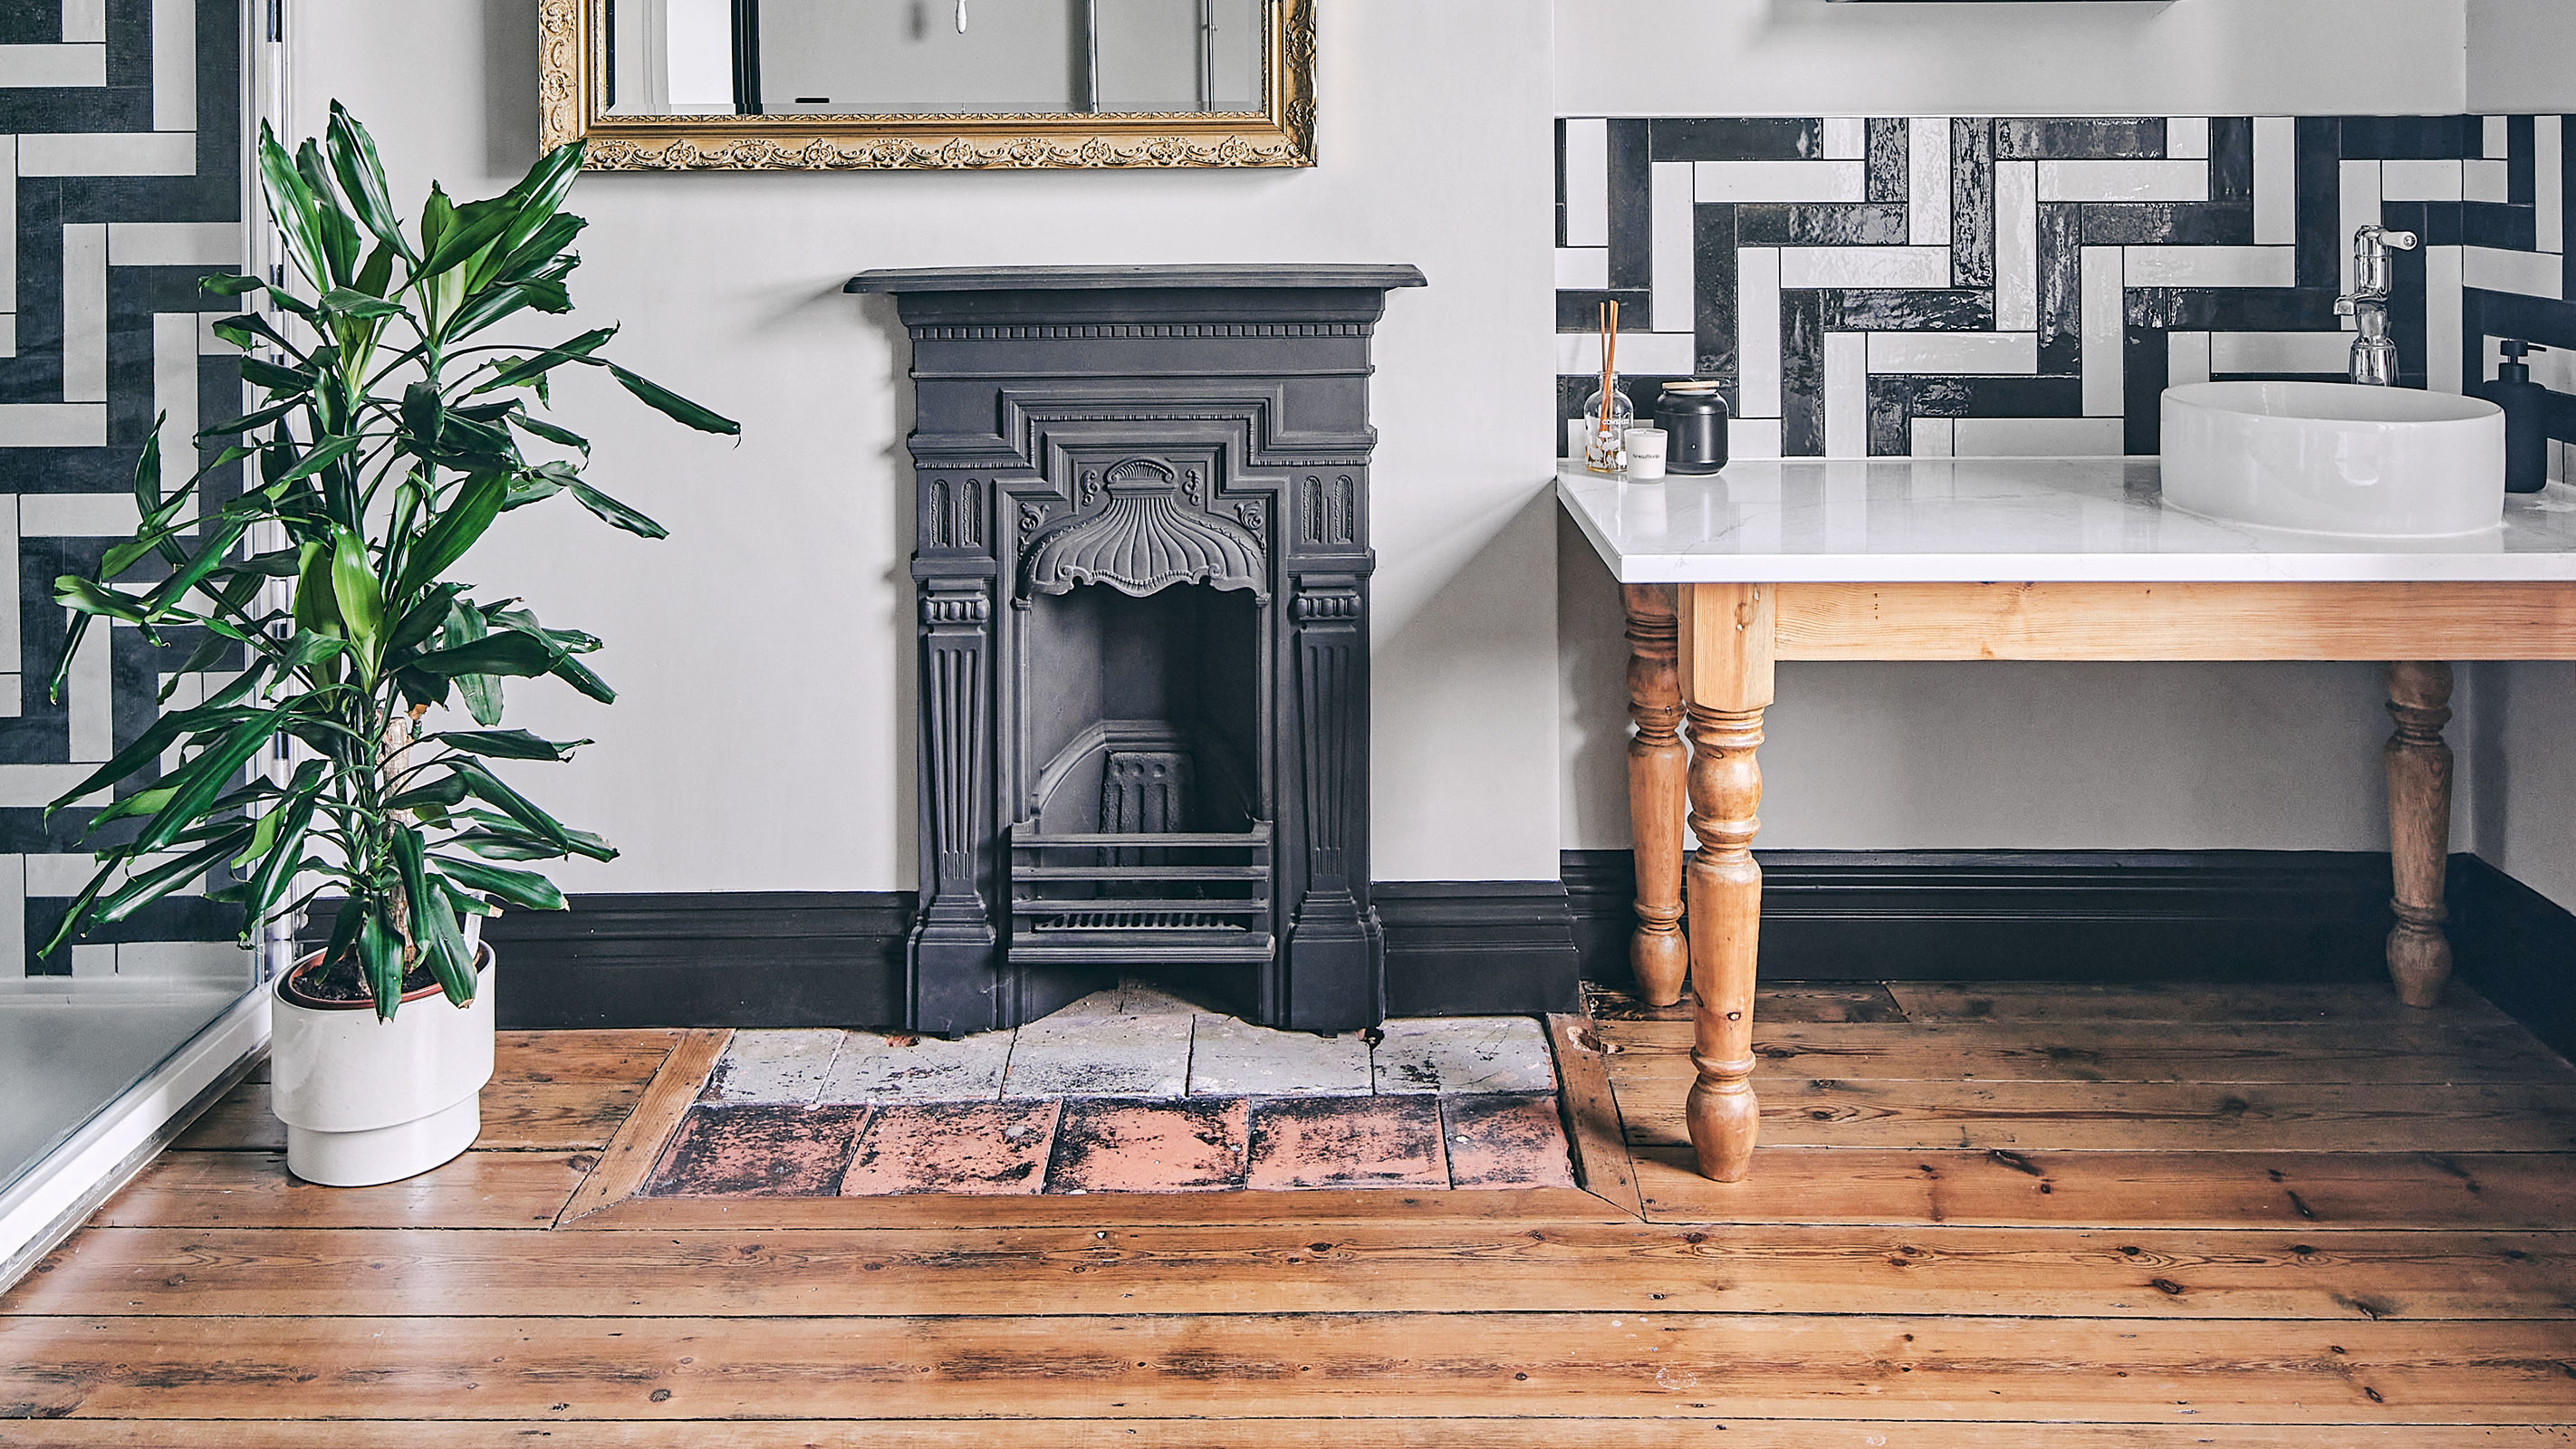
269, 943, 495, 1187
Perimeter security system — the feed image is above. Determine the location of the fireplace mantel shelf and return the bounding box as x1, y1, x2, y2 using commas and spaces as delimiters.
846, 264, 1428, 294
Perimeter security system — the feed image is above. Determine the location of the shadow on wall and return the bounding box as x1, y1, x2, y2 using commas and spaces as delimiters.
852, 289, 923, 888
485, 0, 543, 176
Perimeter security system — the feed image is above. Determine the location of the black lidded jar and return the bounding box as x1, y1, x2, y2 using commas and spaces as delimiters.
1657, 384, 1729, 474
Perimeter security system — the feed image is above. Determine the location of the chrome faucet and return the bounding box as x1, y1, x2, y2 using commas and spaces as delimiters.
2333, 224, 2421, 386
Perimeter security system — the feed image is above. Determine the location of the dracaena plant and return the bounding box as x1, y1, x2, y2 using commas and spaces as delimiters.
40, 103, 735, 1018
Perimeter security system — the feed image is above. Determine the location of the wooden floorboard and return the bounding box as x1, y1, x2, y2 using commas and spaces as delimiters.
10, 991, 2576, 1435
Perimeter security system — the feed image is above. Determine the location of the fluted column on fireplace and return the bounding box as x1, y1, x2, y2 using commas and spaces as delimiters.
848, 264, 1426, 1035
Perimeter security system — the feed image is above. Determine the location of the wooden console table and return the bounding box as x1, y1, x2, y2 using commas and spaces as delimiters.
1559, 457, 2576, 1183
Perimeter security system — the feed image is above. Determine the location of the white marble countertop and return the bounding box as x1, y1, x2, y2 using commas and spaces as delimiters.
1556, 458, 2576, 583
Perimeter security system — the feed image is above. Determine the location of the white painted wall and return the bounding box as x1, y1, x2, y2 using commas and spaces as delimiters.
1554, 0, 2481, 853
2465, 0, 2576, 907
293, 0, 1561, 893
1560, 0, 2470, 119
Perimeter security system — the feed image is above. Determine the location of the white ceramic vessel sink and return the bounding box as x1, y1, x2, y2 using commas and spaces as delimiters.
2160, 380, 2505, 538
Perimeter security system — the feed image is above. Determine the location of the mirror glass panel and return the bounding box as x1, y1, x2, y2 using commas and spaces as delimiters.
604, 0, 1267, 117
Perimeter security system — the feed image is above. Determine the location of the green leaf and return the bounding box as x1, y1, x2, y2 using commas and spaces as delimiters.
56, 576, 151, 625
128, 704, 293, 856
197, 395, 303, 440
386, 581, 468, 657
46, 705, 269, 818
141, 517, 252, 618
434, 728, 589, 762
291, 541, 341, 637
393, 473, 506, 599
607, 364, 739, 436
256, 123, 331, 289
238, 356, 312, 394
416, 195, 517, 283
405, 629, 557, 678
476, 327, 617, 394
385, 772, 472, 811
505, 412, 587, 456
440, 598, 503, 725
199, 273, 263, 296
92, 830, 253, 928
85, 784, 177, 830
328, 526, 382, 660
564, 478, 666, 539
230, 799, 285, 871
401, 380, 444, 454
208, 312, 302, 357
239, 761, 324, 923
319, 287, 403, 320
271, 435, 363, 485
131, 417, 162, 519
548, 651, 616, 705
429, 855, 566, 911
293, 138, 361, 286
325, 101, 415, 260
360, 904, 403, 1020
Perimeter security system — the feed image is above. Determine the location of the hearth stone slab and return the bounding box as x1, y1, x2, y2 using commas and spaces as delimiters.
813, 1029, 1013, 1104
1441, 1093, 1579, 1189
1245, 1096, 1448, 1190
705, 1029, 845, 1105
1185, 1014, 1372, 1097
648, 1103, 873, 1196
1004, 1011, 1194, 1099
1046, 1097, 1252, 1193
1046, 980, 1206, 1020
1372, 1017, 1556, 1095
839, 1099, 1062, 1195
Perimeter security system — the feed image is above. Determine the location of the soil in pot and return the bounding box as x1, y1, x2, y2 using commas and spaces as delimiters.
280, 951, 461, 1011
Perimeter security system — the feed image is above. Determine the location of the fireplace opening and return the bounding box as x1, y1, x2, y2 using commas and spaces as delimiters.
1009, 581, 1274, 973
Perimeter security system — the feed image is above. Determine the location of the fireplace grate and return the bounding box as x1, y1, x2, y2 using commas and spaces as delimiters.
1007, 823, 1274, 965
1033, 910, 1244, 933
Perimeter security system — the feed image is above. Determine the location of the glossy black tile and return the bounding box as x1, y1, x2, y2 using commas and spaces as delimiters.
2464, 201, 2536, 252
2077, 201, 2254, 246
1994, 118, 2165, 160
2036, 202, 2081, 375
2123, 324, 2166, 456
1606, 120, 1653, 290
1779, 291, 1825, 456
2338, 115, 2478, 160
2509, 114, 2536, 204
1693, 203, 1738, 381
2294, 117, 2342, 292
1736, 202, 1908, 246
1867, 118, 1908, 202
1555, 289, 1651, 333
1951, 119, 1994, 290
1648, 118, 1821, 162
1822, 289, 1994, 331
2210, 118, 2254, 204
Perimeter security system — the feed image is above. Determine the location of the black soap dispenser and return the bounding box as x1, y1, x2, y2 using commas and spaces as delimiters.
2474, 340, 2552, 494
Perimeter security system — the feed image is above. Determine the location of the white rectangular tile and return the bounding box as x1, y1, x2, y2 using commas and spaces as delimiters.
24, 852, 97, 897
1908, 117, 1952, 246
1778, 245, 1951, 290
0, 44, 102, 88
2465, 159, 2511, 205
1824, 331, 1866, 459
2427, 245, 2464, 394
152, 0, 191, 131
1822, 117, 1867, 161
0, 405, 104, 447
1554, 330, 1694, 378
111, 940, 247, 984
2206, 331, 2352, 376
70, 943, 114, 978
154, 312, 196, 497
2081, 246, 2125, 417
1994, 160, 2038, 332
2167, 330, 2212, 387
60, 223, 103, 403
1553, 246, 1606, 291
2254, 118, 2297, 246
1652, 160, 1694, 347
1186, 1016, 1370, 1097
1004, 1012, 1192, 1099
197, 311, 240, 355
2381, 158, 2464, 202
1952, 417, 2127, 458
1908, 417, 1955, 458
1728, 417, 1783, 459
1372, 1017, 1554, 1095
2486, 114, 2512, 159
2166, 117, 2209, 162
68, 617, 108, 763
109, 222, 238, 267
1738, 248, 1781, 419
2036, 159, 2206, 203
816, 1030, 1011, 1103
0, 498, 17, 678
60, 0, 104, 43
21, 492, 137, 536
0, 763, 111, 809
1694, 159, 1865, 204
1866, 331, 2039, 375
0, 314, 17, 358
2340, 159, 2382, 308
2120, 245, 2295, 289
1562, 117, 1608, 248
2542, 118, 2565, 255
19, 131, 195, 176
2466, 244, 2565, 299
0, 857, 20, 978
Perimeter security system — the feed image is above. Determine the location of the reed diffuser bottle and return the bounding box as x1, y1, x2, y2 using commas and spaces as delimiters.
1584, 299, 1627, 474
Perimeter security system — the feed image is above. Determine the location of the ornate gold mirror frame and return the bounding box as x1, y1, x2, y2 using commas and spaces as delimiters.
536, 0, 1314, 170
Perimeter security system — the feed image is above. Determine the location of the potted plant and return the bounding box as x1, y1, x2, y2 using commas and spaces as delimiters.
40, 104, 735, 1186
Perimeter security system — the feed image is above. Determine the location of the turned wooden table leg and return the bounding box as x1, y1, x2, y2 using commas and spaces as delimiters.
2385, 661, 2455, 1008
1623, 583, 1689, 1006
1677, 582, 1775, 1182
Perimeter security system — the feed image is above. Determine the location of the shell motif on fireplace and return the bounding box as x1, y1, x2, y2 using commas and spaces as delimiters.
846, 264, 1427, 1034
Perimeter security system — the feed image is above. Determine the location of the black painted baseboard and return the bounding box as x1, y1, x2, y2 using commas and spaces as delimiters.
1564, 848, 2397, 984
348, 851, 2576, 1060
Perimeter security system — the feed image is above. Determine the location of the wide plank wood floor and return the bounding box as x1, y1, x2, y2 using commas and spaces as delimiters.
8, 984, 2576, 1443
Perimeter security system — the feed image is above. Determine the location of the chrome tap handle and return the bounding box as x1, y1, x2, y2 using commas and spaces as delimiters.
2351, 225, 2421, 300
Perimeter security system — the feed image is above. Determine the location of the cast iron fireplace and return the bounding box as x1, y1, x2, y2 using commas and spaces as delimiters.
846, 264, 1427, 1035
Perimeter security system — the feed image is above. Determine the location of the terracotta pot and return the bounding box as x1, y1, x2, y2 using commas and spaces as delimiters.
268, 942, 495, 1187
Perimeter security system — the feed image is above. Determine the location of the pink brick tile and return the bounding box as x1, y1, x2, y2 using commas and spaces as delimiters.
644, 1104, 871, 1196
1245, 1096, 1447, 1191
840, 1099, 1062, 1196
1046, 1097, 1249, 1194
1441, 1093, 1577, 1189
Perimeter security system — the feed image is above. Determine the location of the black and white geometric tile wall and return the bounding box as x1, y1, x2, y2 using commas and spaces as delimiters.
1556, 114, 2576, 465
0, 0, 245, 984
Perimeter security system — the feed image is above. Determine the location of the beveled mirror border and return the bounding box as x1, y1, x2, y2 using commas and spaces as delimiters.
536, 0, 1315, 170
